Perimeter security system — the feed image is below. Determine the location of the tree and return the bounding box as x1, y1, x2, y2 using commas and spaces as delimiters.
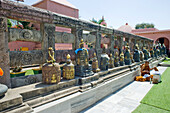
7, 19, 12, 28
135, 23, 154, 29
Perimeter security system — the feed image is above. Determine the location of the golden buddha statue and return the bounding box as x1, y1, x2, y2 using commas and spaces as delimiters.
114, 52, 119, 67
51, 74, 57, 83
42, 47, 61, 84
75, 39, 93, 77
120, 52, 124, 66
63, 54, 75, 79
109, 53, 114, 68
92, 53, 100, 73
47, 47, 55, 64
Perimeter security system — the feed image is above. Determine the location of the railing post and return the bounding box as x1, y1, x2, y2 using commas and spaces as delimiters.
0, 17, 11, 87
71, 27, 83, 50
41, 23, 56, 63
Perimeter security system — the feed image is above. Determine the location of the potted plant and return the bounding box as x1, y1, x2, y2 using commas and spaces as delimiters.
10, 66, 26, 78
32, 65, 42, 74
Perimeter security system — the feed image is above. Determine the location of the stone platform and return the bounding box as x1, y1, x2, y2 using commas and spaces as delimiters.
0, 57, 165, 113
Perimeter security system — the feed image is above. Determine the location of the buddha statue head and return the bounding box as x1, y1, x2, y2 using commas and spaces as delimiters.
66, 54, 71, 64
79, 39, 84, 48
135, 44, 139, 50
125, 43, 129, 50
102, 44, 106, 54
94, 52, 96, 57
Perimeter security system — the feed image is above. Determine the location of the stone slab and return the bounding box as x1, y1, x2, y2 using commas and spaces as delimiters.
33, 70, 137, 113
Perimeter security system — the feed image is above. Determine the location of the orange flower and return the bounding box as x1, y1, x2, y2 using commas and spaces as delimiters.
0, 68, 3, 76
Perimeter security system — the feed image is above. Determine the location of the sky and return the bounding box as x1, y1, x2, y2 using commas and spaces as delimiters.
13, 0, 170, 30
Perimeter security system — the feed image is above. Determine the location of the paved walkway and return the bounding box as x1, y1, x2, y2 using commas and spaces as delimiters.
81, 67, 167, 113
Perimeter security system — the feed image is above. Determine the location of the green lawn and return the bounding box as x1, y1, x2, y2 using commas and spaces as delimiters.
133, 67, 170, 113
163, 57, 170, 64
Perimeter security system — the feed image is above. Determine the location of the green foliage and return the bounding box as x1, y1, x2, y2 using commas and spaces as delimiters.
7, 19, 12, 28
135, 23, 154, 29
90, 17, 106, 26
18, 21, 33, 30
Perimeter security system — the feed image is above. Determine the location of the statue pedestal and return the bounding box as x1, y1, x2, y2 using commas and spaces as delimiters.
42, 63, 61, 84
124, 59, 131, 65
120, 61, 124, 66
75, 65, 93, 77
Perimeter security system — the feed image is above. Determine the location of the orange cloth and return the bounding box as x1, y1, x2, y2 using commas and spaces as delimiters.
0, 68, 3, 76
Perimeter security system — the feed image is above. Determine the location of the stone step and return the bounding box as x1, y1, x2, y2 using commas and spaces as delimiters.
2, 104, 32, 113
26, 86, 79, 108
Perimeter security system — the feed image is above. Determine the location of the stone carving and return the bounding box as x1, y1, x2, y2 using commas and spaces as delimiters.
9, 28, 41, 42
119, 52, 124, 66
42, 47, 61, 84
114, 52, 119, 67
140, 50, 144, 61
124, 43, 131, 65
83, 34, 96, 44
143, 47, 149, 60
21, 52, 33, 65
45, 24, 55, 49
109, 54, 114, 68
162, 44, 166, 55
55, 32, 75, 43
92, 53, 100, 73
153, 45, 157, 58
150, 47, 154, 58
133, 44, 140, 62
20, 29, 33, 39
75, 39, 93, 77
63, 54, 75, 80
10, 50, 43, 67
100, 46, 110, 70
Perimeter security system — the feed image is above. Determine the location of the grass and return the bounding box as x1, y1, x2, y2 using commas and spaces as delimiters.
133, 104, 169, 113
163, 57, 170, 64
25, 69, 34, 75
133, 67, 170, 113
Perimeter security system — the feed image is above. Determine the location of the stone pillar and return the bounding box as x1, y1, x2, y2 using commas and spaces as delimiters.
71, 27, 83, 50
91, 31, 102, 65
108, 34, 114, 56
41, 23, 55, 63
0, 17, 11, 87
127, 37, 132, 52
118, 36, 123, 54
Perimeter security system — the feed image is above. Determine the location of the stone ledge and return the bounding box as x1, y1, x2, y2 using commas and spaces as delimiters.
33, 69, 138, 113
0, 57, 165, 112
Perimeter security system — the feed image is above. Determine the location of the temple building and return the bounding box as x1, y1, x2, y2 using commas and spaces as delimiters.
118, 23, 170, 56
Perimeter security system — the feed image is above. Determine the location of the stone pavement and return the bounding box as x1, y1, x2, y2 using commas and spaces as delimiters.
81, 66, 167, 113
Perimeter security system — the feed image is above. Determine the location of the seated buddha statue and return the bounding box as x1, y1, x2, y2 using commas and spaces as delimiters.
124, 43, 131, 65
153, 44, 157, 58
100, 45, 110, 70
143, 47, 149, 60
109, 54, 114, 68
119, 52, 124, 66
158, 43, 162, 56
133, 44, 140, 62
114, 52, 120, 67
161, 44, 166, 55
92, 53, 100, 73
141, 61, 158, 76
150, 47, 154, 58
75, 39, 93, 77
